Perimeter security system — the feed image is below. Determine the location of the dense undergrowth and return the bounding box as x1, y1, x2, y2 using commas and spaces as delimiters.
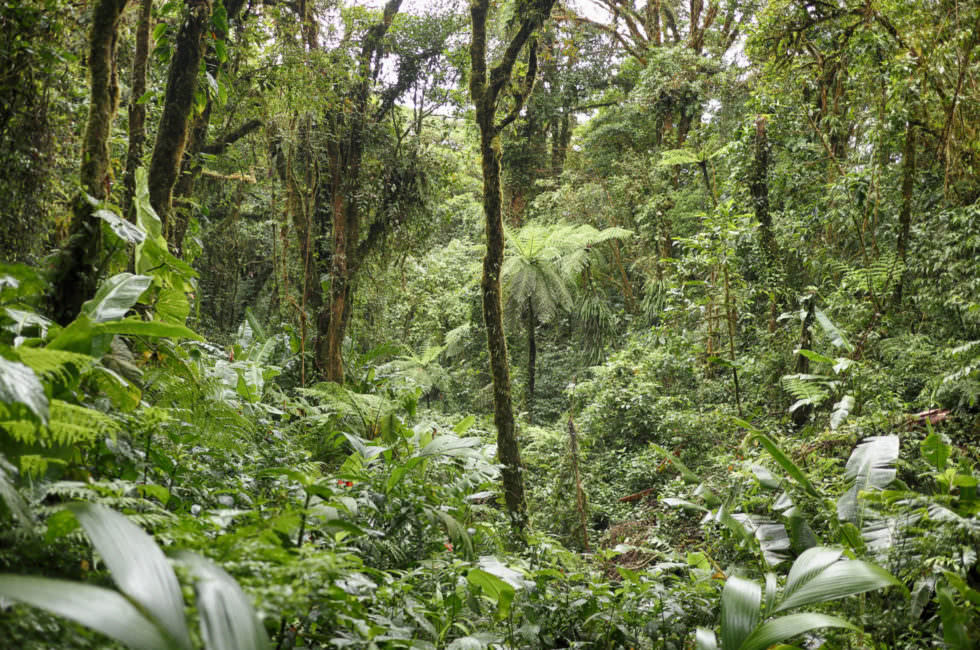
1, 230, 978, 648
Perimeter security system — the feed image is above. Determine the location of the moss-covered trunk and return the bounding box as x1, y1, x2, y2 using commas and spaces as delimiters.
147, 0, 212, 245
122, 0, 152, 218
51, 0, 130, 325
469, 0, 556, 535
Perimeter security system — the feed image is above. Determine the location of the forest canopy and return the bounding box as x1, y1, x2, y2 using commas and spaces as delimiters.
0, 0, 978, 648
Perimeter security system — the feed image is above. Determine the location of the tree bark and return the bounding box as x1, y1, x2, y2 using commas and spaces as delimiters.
893, 117, 916, 307
147, 0, 212, 244
122, 0, 153, 219
751, 115, 778, 267
51, 0, 130, 325
526, 303, 536, 423
470, 0, 557, 535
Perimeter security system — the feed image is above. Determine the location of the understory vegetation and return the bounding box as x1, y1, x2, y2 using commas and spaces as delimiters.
1, 0, 978, 648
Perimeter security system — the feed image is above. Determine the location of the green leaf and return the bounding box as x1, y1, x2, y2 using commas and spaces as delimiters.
782, 547, 842, 603
69, 504, 192, 649
829, 395, 854, 431
156, 288, 191, 325
797, 349, 834, 366
176, 552, 271, 650
837, 436, 898, 523
744, 433, 820, 497
0, 576, 172, 649
453, 415, 476, 435
418, 434, 482, 459
776, 558, 901, 612
814, 309, 853, 352
96, 318, 202, 341
694, 628, 719, 650
0, 454, 29, 526
740, 613, 856, 650
720, 576, 760, 650
88, 366, 141, 412
658, 148, 703, 166
81, 274, 153, 323
938, 586, 972, 649
650, 444, 701, 484
467, 568, 515, 620
96, 209, 147, 245
921, 433, 950, 471
0, 357, 48, 424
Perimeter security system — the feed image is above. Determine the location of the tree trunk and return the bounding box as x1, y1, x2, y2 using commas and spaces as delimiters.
751, 115, 778, 267
469, 0, 557, 535
893, 117, 916, 307
147, 0, 212, 244
527, 303, 536, 423
51, 0, 130, 325
122, 0, 152, 219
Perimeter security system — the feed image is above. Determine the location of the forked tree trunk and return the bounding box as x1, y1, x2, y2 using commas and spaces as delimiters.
52, 0, 130, 325
470, 0, 557, 536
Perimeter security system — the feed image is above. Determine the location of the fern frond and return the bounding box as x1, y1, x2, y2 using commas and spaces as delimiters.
1, 400, 117, 448
14, 347, 93, 383
781, 374, 832, 411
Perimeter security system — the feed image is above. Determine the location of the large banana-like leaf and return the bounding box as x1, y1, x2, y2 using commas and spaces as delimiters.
0, 576, 172, 649
837, 435, 899, 523
0, 357, 48, 424
721, 576, 760, 650
176, 552, 271, 650
69, 503, 193, 649
81, 273, 153, 323
775, 558, 901, 612
739, 613, 856, 650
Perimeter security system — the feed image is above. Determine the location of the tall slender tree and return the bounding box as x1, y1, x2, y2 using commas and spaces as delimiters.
469, 0, 558, 534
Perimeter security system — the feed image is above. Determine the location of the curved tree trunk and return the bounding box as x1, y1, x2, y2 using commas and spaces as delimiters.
52, 0, 130, 325
147, 0, 212, 246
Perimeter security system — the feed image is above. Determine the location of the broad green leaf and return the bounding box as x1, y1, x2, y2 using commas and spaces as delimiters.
0, 454, 29, 526
829, 395, 854, 431
95, 209, 147, 245
244, 307, 267, 342
694, 628, 719, 650
744, 434, 820, 497
813, 309, 853, 352
796, 349, 834, 366
176, 552, 271, 650
156, 288, 190, 325
740, 613, 856, 650
938, 586, 972, 649
97, 318, 202, 341
467, 568, 515, 620
82, 274, 153, 323
0, 576, 171, 649
783, 547, 842, 603
453, 415, 476, 435
69, 504, 192, 649
0, 357, 48, 424
662, 497, 709, 512
775, 559, 900, 612
921, 433, 950, 471
418, 434, 482, 458
837, 436, 899, 523
720, 576, 760, 650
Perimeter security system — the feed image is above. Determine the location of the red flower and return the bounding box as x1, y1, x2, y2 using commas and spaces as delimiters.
444, 542, 454, 552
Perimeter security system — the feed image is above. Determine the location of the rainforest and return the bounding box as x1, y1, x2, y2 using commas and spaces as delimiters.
0, 0, 978, 648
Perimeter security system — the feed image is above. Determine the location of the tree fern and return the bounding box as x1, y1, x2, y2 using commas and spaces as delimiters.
780, 374, 834, 412
1, 400, 117, 449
